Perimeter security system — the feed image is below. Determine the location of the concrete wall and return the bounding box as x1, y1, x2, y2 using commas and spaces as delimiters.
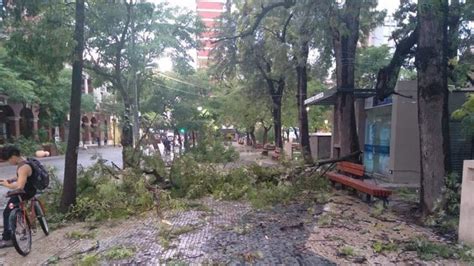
459, 160, 474, 245
309, 134, 332, 160
388, 80, 420, 184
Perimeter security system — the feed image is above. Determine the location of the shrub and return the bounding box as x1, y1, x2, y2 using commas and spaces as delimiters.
211, 167, 254, 200
188, 137, 239, 164
248, 164, 282, 184
165, 156, 331, 209
14, 136, 41, 156
248, 182, 294, 209
44, 160, 154, 224
56, 141, 67, 155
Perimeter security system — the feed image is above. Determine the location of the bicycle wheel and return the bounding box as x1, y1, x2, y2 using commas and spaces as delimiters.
9, 208, 32, 256
34, 200, 49, 235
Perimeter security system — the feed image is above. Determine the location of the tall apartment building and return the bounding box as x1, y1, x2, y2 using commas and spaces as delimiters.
195, 0, 226, 68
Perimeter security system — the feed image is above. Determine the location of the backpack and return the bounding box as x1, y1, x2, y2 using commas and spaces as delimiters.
26, 157, 50, 190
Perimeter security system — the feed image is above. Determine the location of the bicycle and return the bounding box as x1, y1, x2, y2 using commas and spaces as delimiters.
6, 189, 49, 256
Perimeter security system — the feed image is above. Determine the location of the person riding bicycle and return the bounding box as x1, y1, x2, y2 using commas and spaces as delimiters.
0, 146, 37, 248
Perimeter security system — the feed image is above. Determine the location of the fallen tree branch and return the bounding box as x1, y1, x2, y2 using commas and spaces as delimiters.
315, 151, 363, 167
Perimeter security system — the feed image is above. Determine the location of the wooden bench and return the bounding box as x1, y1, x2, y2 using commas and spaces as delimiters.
271, 147, 281, 160
326, 161, 392, 205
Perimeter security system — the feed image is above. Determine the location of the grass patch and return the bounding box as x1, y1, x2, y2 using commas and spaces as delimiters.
79, 254, 100, 266
396, 187, 418, 202
157, 222, 202, 250
372, 240, 398, 254
188, 202, 213, 213
103, 246, 136, 260
317, 213, 333, 227
338, 246, 356, 257
370, 202, 385, 218
405, 237, 474, 261
65, 230, 96, 240
172, 224, 202, 236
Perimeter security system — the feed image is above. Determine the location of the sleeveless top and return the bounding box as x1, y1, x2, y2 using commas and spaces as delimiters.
17, 160, 37, 199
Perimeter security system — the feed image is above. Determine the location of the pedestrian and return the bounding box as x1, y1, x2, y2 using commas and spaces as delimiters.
0, 146, 40, 248
163, 137, 171, 154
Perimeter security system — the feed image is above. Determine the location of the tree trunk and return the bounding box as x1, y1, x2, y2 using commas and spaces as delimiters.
417, 0, 450, 216
292, 127, 299, 141
121, 101, 134, 167
246, 131, 251, 146
174, 128, 182, 151
272, 97, 283, 148
269, 79, 284, 148
192, 130, 196, 147
263, 125, 271, 145
296, 57, 312, 163
331, 0, 361, 159
60, 0, 85, 212
184, 132, 189, 150
249, 125, 257, 148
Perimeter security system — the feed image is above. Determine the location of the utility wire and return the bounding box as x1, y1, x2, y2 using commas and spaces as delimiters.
154, 83, 203, 96
155, 72, 207, 91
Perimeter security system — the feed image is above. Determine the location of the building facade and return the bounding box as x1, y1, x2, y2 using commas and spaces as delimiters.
195, 0, 226, 68
0, 73, 117, 147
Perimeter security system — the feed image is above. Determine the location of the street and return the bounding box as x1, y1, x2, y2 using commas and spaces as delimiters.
0, 147, 123, 209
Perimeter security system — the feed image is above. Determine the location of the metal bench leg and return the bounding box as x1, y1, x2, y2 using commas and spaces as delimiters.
382, 198, 389, 207
366, 194, 372, 203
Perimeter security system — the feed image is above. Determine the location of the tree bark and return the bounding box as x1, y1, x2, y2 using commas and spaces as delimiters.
292, 127, 299, 141
255, 56, 285, 149
60, 0, 85, 212
184, 132, 190, 150
331, 0, 361, 159
417, 0, 450, 216
249, 126, 257, 148
263, 124, 272, 145
296, 51, 312, 163
272, 95, 283, 148
121, 101, 134, 167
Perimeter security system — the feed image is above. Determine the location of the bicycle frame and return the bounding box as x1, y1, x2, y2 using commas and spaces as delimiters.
8, 195, 44, 230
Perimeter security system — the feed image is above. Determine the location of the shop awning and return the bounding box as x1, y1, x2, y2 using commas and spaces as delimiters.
305, 88, 377, 106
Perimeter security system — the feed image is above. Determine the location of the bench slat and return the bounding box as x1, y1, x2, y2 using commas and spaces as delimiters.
327, 171, 392, 198
337, 161, 364, 176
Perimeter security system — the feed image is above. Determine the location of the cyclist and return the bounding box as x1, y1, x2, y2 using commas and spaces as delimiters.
0, 146, 37, 248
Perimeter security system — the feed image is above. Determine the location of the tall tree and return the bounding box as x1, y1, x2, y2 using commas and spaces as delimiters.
374, 0, 471, 215
328, 0, 362, 158
85, 1, 201, 165
213, 1, 293, 148
416, 0, 450, 215
60, 0, 85, 212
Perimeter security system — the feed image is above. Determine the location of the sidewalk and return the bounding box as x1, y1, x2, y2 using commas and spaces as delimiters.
0, 198, 333, 265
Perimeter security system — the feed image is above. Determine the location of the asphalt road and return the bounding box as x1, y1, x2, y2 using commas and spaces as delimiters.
0, 146, 123, 211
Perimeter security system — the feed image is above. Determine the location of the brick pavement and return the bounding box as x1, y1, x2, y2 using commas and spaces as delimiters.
99, 198, 334, 265
0, 198, 334, 265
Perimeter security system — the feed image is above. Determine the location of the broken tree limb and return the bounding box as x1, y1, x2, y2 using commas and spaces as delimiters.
315, 151, 363, 167
375, 26, 418, 101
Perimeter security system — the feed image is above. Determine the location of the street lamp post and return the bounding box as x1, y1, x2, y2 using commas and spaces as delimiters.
112, 117, 116, 147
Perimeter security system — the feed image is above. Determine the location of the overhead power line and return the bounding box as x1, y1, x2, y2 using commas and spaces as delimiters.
155, 72, 206, 91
